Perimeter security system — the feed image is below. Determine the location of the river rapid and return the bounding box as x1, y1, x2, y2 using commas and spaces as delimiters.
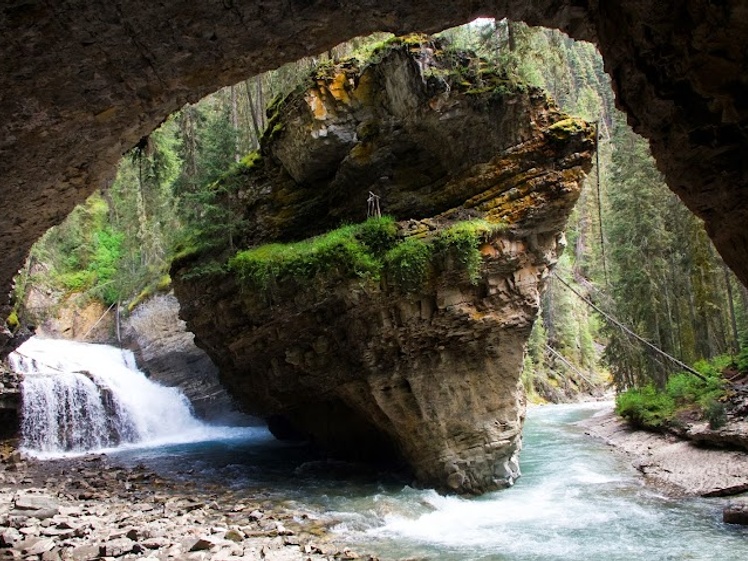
101, 404, 748, 561
11, 338, 748, 560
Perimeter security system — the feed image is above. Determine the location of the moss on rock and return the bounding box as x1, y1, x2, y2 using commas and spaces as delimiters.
228, 217, 505, 297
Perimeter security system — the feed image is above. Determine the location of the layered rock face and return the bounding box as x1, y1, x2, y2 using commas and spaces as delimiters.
172, 40, 594, 493
0, 363, 21, 439
2, 1, 748, 360
122, 293, 249, 423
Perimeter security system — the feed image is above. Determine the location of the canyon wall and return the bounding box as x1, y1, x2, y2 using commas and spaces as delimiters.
2, 1, 748, 357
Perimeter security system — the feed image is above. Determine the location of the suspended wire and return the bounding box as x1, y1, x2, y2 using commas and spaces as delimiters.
551, 271, 708, 382
81, 301, 117, 341
544, 343, 596, 386
594, 120, 609, 288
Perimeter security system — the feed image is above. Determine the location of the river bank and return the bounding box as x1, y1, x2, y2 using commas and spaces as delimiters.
0, 449, 377, 561
3, 403, 747, 561
577, 404, 748, 524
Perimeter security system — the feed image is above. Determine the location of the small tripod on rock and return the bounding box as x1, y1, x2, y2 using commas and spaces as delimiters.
367, 191, 381, 219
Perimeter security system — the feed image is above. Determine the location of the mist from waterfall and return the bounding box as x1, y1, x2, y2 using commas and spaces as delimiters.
10, 337, 235, 458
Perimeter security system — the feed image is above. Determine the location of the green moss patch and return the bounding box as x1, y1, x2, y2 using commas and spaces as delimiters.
239, 151, 262, 170
547, 117, 588, 141
433, 219, 502, 282
6, 311, 19, 332
126, 274, 173, 313
229, 217, 505, 295
384, 237, 432, 291
229, 216, 398, 291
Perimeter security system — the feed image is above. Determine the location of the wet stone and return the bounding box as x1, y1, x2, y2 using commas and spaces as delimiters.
187, 537, 215, 551
724, 500, 748, 525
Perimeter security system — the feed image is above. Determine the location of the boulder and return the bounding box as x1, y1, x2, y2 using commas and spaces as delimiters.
173, 37, 594, 493
12, 494, 59, 520
723, 500, 748, 525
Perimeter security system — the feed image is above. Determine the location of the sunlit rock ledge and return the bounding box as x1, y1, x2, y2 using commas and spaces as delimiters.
172, 36, 595, 494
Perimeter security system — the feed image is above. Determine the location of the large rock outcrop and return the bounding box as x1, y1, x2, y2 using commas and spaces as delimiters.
122, 293, 249, 424
2, 1, 748, 358
172, 39, 594, 493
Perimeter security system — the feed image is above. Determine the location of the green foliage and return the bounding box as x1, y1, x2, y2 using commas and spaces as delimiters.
615, 356, 729, 429
602, 111, 741, 389
58, 270, 97, 292
615, 385, 676, 429
25, 194, 125, 306
229, 217, 397, 291
384, 237, 432, 291
437, 20, 613, 123
705, 401, 727, 429
736, 344, 748, 373
434, 219, 503, 283
54, 226, 123, 305
356, 216, 398, 255
89, 228, 125, 304
229, 217, 503, 296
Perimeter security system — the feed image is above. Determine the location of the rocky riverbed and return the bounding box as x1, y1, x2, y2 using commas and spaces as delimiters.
0, 447, 379, 561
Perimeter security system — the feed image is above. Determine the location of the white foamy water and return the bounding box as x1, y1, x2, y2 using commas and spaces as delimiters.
11, 337, 245, 458
319, 403, 748, 561
11, 339, 746, 560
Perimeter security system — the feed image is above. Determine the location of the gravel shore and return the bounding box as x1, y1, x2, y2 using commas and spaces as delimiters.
0, 449, 379, 561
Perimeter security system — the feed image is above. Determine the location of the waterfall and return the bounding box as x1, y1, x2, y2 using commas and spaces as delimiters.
10, 337, 206, 457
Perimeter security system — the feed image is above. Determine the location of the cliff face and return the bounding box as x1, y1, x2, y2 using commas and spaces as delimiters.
172, 38, 595, 494
122, 293, 250, 424
0, 363, 21, 439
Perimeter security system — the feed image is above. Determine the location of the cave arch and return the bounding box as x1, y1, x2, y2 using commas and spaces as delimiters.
1, 0, 746, 351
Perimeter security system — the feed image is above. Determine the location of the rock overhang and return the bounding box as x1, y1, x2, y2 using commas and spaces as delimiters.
2, 1, 748, 354
171, 37, 594, 493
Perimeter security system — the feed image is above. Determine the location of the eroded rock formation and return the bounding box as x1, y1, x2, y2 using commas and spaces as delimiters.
123, 293, 249, 423
172, 39, 594, 493
2, 1, 748, 359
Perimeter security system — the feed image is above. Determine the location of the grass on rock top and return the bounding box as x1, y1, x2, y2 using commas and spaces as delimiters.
228, 216, 505, 294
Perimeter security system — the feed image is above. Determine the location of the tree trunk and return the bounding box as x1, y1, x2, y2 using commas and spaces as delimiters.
230, 85, 240, 162
723, 262, 739, 353
245, 78, 263, 150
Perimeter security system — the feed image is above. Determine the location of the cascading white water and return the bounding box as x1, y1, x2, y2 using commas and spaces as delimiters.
10, 337, 207, 457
